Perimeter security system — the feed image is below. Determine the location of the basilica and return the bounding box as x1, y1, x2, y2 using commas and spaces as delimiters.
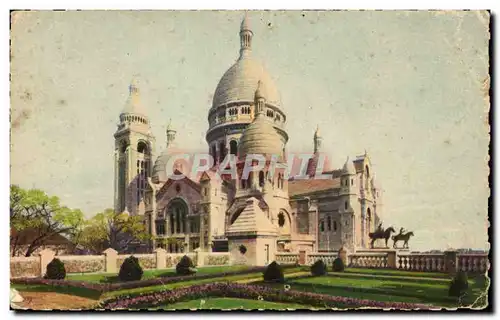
113, 16, 382, 262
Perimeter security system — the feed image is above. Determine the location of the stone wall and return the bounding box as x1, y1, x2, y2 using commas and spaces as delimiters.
58, 255, 105, 273
10, 256, 40, 278
10, 248, 230, 278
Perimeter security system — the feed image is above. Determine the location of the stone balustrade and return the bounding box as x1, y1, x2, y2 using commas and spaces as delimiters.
348, 252, 389, 268
397, 253, 446, 272
275, 252, 299, 265
457, 254, 489, 273
306, 252, 338, 266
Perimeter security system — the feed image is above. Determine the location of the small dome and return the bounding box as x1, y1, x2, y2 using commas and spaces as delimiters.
152, 147, 189, 183
342, 157, 356, 175
238, 113, 282, 158
122, 79, 147, 116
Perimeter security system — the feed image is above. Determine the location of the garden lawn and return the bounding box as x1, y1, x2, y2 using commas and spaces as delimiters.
156, 297, 308, 310
66, 265, 250, 283
274, 271, 489, 308
102, 266, 305, 299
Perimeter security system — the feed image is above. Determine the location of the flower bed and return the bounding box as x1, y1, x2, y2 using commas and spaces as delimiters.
99, 282, 431, 310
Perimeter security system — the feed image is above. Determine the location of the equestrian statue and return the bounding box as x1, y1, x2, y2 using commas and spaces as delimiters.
392, 227, 414, 249
368, 222, 396, 248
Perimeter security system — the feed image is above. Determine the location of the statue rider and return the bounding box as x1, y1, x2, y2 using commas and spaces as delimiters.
376, 222, 383, 234
399, 227, 405, 236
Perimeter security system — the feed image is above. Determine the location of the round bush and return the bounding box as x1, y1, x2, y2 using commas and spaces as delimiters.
449, 271, 469, 298
263, 261, 285, 283
332, 257, 345, 272
44, 258, 66, 280
310, 259, 327, 276
176, 255, 197, 275
119, 256, 143, 282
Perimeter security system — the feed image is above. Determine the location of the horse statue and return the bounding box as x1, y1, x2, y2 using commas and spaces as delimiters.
368, 226, 396, 248
392, 231, 414, 249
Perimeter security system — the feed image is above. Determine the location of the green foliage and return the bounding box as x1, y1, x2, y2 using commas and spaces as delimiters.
119, 256, 144, 282
310, 260, 327, 276
77, 208, 151, 254
44, 258, 66, 280
176, 255, 197, 275
448, 271, 469, 298
10, 185, 84, 256
263, 261, 285, 283
333, 258, 345, 272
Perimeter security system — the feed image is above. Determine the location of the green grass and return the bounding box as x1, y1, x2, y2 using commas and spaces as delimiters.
154, 297, 308, 310
67, 265, 250, 283
102, 267, 305, 299
282, 272, 489, 308
13, 266, 490, 310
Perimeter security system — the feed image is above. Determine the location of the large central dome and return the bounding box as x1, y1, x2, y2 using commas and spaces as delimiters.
211, 15, 282, 110
212, 57, 282, 109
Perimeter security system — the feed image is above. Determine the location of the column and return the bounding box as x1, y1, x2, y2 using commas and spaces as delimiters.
39, 248, 55, 277
200, 214, 205, 251
103, 248, 118, 273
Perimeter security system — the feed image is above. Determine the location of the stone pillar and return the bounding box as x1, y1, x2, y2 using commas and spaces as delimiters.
165, 215, 170, 237
200, 215, 205, 251
39, 248, 56, 277
338, 246, 347, 267
196, 248, 206, 267
185, 233, 191, 253
444, 250, 458, 275
155, 248, 166, 270
103, 248, 118, 273
387, 250, 397, 269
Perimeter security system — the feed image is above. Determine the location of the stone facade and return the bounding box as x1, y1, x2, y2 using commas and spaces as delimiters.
112, 15, 383, 260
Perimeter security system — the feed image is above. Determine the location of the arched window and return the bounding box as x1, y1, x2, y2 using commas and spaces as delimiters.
230, 140, 238, 155
241, 178, 246, 189
137, 141, 148, 154
345, 201, 348, 210
278, 212, 285, 227
211, 145, 216, 160
219, 141, 225, 163
365, 165, 370, 178
320, 221, 325, 232
351, 178, 353, 186
333, 221, 338, 231
327, 216, 331, 231
259, 171, 265, 187
367, 208, 372, 232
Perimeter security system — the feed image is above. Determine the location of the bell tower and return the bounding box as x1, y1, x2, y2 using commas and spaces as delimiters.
113, 79, 156, 216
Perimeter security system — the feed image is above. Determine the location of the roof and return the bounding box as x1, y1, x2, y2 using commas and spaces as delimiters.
121, 79, 147, 116
288, 178, 340, 197
238, 112, 282, 157
11, 227, 74, 246
211, 18, 281, 110
226, 197, 277, 236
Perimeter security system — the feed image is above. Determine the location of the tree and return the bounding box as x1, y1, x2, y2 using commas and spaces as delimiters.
10, 185, 84, 257
77, 208, 151, 254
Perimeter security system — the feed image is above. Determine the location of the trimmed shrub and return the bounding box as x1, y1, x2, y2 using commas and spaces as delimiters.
44, 258, 66, 280
119, 256, 143, 282
332, 257, 345, 272
448, 271, 469, 298
263, 261, 285, 283
310, 260, 327, 276
176, 255, 197, 275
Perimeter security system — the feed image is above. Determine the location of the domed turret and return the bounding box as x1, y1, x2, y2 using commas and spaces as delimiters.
238, 84, 283, 159
342, 157, 356, 175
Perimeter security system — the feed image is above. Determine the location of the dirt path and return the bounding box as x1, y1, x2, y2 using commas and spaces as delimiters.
14, 292, 98, 310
